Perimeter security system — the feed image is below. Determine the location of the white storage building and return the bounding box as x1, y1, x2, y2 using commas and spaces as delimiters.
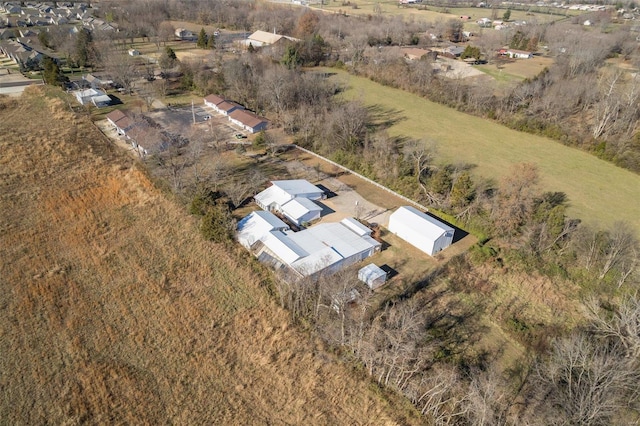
254, 180, 325, 226
236, 210, 290, 248
388, 206, 454, 256
358, 264, 387, 290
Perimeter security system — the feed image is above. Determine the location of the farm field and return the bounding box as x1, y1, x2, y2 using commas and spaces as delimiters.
324, 68, 640, 234
0, 87, 421, 425
313, 0, 577, 25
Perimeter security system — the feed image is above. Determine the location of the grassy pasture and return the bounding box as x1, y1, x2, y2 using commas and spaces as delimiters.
325, 68, 640, 234
476, 55, 554, 83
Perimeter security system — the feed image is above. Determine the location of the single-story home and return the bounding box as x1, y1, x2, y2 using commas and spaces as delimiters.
91, 94, 111, 108
214, 100, 244, 116
388, 206, 454, 256
203, 93, 225, 109
228, 109, 268, 133
175, 28, 195, 40
126, 124, 169, 157
358, 263, 387, 290
504, 49, 532, 59
241, 30, 300, 48
74, 88, 107, 106
105, 109, 136, 135
400, 47, 431, 61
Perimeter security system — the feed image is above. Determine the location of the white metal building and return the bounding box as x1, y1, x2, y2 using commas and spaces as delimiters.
236, 210, 290, 248
280, 197, 322, 226
237, 211, 381, 278
388, 206, 455, 256
254, 180, 325, 226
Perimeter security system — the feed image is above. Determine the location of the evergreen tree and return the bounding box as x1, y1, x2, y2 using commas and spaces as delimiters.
73, 28, 93, 68
41, 57, 68, 87
503, 8, 512, 21
281, 44, 301, 69
159, 46, 178, 71
197, 28, 207, 49
207, 34, 216, 49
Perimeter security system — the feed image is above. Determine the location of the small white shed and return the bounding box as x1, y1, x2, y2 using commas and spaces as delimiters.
358, 264, 387, 290
388, 206, 454, 256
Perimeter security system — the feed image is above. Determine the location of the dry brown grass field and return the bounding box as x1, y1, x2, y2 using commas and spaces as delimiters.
0, 87, 422, 425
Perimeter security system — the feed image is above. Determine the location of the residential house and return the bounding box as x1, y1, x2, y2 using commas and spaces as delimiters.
83, 73, 113, 89
228, 109, 268, 134
105, 109, 136, 135
388, 206, 455, 256
400, 47, 431, 61
175, 28, 195, 40
504, 49, 532, 59
241, 30, 299, 48
74, 88, 108, 106
213, 100, 243, 116
203, 93, 225, 109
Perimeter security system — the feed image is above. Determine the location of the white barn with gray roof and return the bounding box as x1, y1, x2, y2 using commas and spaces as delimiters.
388, 206, 454, 256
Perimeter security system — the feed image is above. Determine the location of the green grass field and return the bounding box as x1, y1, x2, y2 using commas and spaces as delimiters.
326, 68, 640, 234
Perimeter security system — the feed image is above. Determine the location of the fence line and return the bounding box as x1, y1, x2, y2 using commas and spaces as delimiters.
293, 145, 431, 213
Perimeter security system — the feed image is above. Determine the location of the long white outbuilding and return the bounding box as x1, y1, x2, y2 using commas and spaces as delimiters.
388, 206, 455, 256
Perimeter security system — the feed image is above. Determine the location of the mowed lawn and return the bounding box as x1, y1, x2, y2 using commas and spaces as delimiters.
327, 69, 640, 234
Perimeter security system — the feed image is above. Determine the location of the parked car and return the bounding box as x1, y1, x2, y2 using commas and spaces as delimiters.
234, 133, 247, 139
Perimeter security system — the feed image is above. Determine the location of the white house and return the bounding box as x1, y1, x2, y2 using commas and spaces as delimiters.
388, 206, 454, 256
228, 109, 268, 134
74, 88, 107, 105
358, 263, 387, 290
254, 180, 325, 226
505, 49, 533, 59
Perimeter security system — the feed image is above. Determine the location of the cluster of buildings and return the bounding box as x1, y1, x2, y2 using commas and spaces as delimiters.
0, 2, 115, 31
238, 180, 382, 280
237, 179, 456, 289
203, 94, 268, 134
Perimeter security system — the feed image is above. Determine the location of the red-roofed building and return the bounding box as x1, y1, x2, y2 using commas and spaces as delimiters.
228, 109, 268, 133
